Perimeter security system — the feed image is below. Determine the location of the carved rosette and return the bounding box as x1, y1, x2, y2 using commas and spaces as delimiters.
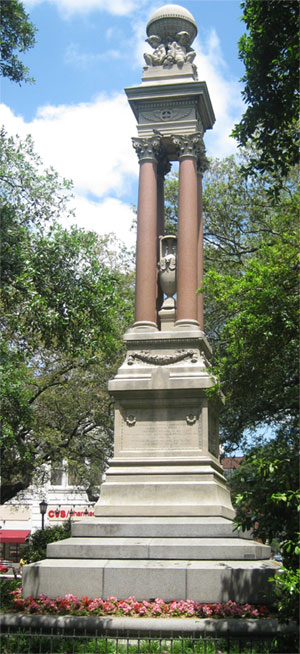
132, 135, 162, 162
172, 132, 205, 161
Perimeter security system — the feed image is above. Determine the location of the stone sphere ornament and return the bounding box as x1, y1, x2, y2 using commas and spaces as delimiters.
144, 4, 198, 68
146, 4, 197, 46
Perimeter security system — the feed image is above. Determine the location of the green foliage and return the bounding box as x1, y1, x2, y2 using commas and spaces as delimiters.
0, 578, 21, 611
0, 130, 134, 503
164, 155, 299, 450
164, 171, 179, 234
22, 523, 71, 563
0, 0, 36, 84
269, 567, 300, 624
0, 634, 281, 654
232, 0, 299, 179
202, 171, 299, 448
0, 636, 289, 654
201, 153, 291, 273
230, 435, 299, 570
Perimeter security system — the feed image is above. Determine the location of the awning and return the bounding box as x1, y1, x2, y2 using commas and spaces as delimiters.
0, 529, 31, 543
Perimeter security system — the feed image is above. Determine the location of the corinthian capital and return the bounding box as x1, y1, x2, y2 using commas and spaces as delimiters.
172, 132, 204, 160
197, 142, 209, 174
157, 152, 171, 177
132, 136, 162, 162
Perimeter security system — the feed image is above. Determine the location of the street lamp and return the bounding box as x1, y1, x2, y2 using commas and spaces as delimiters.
39, 499, 48, 530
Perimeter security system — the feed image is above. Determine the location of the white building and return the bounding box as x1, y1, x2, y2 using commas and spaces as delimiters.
0, 465, 95, 562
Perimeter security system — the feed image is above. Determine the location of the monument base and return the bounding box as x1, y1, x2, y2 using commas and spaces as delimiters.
23, 517, 278, 603
23, 328, 277, 603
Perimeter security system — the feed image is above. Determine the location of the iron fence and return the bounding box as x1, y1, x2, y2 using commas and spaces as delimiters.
0, 616, 298, 654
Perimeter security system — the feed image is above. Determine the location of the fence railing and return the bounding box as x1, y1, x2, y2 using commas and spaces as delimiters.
0, 614, 298, 654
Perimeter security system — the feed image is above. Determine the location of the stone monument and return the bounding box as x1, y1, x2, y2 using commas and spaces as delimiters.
23, 4, 278, 603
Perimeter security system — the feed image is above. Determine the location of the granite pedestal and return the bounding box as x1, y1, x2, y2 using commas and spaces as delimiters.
23, 328, 277, 602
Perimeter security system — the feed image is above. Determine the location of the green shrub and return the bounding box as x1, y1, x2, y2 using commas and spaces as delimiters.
22, 522, 71, 563
269, 567, 300, 624
0, 578, 22, 611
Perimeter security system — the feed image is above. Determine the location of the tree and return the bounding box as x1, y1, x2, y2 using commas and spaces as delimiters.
163, 153, 299, 451
230, 433, 300, 623
204, 224, 299, 450
0, 0, 36, 84
0, 130, 134, 502
232, 0, 299, 179
230, 433, 299, 570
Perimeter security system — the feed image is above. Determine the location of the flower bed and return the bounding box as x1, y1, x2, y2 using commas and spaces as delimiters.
11, 589, 269, 619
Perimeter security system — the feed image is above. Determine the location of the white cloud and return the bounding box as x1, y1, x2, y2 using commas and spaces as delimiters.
193, 29, 244, 158
67, 195, 136, 248
1, 95, 137, 199
64, 43, 121, 68
25, 0, 145, 17
1, 96, 138, 247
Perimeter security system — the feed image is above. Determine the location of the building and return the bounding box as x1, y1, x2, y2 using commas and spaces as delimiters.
221, 456, 243, 482
0, 465, 95, 562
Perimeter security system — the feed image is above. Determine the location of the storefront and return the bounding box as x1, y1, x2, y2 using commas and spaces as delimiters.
0, 529, 31, 562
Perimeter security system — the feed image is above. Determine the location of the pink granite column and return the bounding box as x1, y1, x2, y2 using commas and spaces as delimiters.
156, 157, 171, 320
197, 169, 204, 330
196, 150, 209, 331
132, 136, 161, 329
172, 134, 202, 327
157, 168, 165, 240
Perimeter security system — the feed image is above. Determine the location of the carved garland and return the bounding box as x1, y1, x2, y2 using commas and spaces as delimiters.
127, 349, 198, 366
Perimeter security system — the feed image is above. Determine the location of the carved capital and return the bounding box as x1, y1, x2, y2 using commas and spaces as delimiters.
132, 136, 162, 162
157, 152, 171, 177
197, 144, 209, 175
171, 132, 204, 160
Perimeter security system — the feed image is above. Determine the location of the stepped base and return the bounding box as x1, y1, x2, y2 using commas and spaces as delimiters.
47, 537, 271, 561
23, 517, 275, 603
23, 558, 279, 604
72, 517, 244, 538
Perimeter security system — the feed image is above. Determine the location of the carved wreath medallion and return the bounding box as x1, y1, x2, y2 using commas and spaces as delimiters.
127, 349, 197, 366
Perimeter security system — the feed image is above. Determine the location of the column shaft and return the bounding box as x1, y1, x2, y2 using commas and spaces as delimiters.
157, 172, 165, 239
176, 157, 198, 323
197, 172, 204, 330
156, 171, 165, 320
135, 159, 158, 325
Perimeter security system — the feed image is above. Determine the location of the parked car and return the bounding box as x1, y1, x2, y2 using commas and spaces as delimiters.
0, 560, 9, 573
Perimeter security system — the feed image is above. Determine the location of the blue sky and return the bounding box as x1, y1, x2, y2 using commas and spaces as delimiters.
1, 0, 246, 247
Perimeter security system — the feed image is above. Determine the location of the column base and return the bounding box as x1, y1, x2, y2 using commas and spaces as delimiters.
175, 319, 200, 331
129, 321, 158, 333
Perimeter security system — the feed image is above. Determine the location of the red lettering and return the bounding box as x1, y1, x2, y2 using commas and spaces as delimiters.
61, 510, 66, 518
48, 510, 55, 518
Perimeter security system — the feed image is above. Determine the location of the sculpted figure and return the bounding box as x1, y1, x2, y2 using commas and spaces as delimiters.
144, 35, 167, 66
144, 31, 196, 68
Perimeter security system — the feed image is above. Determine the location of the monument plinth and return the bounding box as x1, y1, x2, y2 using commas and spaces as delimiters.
23, 4, 278, 603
